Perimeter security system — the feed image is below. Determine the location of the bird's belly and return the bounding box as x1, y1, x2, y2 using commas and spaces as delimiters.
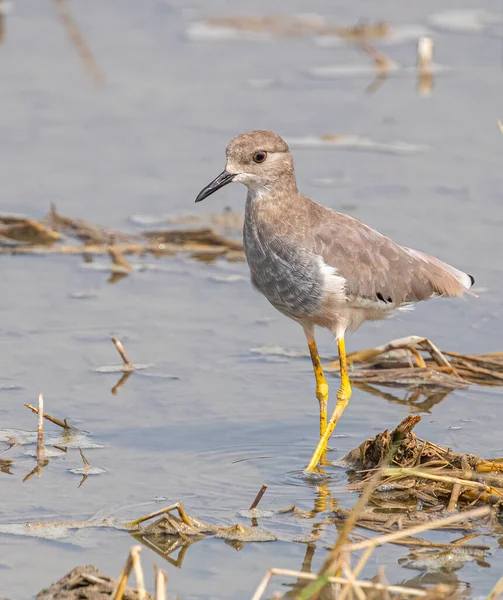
244, 237, 325, 320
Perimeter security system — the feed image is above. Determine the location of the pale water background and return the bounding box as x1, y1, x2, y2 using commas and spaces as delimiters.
0, 1, 502, 598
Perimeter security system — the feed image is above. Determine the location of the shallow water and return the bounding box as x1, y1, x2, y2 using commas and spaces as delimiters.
1, 1, 503, 598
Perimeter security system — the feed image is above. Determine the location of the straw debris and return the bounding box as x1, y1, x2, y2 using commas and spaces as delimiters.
324, 335, 503, 389
343, 415, 503, 509
202, 15, 390, 41
0, 205, 244, 263
37, 545, 170, 599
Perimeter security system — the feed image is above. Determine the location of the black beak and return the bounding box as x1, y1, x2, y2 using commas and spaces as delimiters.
195, 170, 235, 203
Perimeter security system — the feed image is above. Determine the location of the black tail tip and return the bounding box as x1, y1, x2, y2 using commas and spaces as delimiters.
468, 274, 475, 287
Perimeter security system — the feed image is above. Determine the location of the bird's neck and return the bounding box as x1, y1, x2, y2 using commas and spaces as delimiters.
245, 179, 299, 209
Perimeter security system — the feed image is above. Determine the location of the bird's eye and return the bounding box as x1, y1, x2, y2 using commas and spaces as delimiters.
253, 151, 267, 163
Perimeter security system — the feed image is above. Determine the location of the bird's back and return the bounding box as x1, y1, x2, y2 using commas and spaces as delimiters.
243, 191, 473, 323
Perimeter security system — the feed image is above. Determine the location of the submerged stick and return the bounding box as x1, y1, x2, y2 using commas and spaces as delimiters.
249, 484, 268, 510
24, 403, 72, 429
112, 337, 134, 369
37, 394, 45, 474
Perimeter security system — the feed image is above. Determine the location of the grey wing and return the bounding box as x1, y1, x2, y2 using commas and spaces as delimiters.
312, 212, 474, 308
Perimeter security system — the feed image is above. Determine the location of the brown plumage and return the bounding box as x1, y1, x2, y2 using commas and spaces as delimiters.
195, 130, 475, 469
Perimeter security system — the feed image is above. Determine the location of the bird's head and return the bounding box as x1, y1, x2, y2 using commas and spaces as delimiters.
195, 130, 296, 203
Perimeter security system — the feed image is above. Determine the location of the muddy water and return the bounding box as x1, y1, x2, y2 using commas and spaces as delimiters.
1, 1, 502, 598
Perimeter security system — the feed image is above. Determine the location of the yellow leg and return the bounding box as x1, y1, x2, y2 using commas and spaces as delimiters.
307, 340, 328, 439
306, 337, 352, 472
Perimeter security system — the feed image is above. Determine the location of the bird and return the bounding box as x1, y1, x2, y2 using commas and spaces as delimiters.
195, 130, 474, 471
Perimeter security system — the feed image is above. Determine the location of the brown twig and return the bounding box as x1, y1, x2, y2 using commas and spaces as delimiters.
24, 403, 72, 429
249, 484, 268, 510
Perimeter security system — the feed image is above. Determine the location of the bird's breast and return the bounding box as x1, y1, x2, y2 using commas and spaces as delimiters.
243, 212, 325, 319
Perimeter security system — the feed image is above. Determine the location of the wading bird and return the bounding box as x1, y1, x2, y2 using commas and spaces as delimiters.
195, 130, 474, 471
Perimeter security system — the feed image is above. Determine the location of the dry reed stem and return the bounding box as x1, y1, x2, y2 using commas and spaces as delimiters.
52, 0, 104, 86
408, 346, 426, 368
250, 568, 428, 600
131, 546, 146, 600
111, 549, 134, 600
250, 484, 268, 510
448, 483, 462, 511
488, 573, 503, 599
298, 463, 389, 599
154, 564, 168, 600
338, 546, 374, 600
340, 555, 366, 600
418, 338, 462, 378
381, 467, 503, 499
24, 403, 72, 429
128, 502, 191, 527
344, 506, 490, 553
332, 507, 491, 600
498, 119, 503, 135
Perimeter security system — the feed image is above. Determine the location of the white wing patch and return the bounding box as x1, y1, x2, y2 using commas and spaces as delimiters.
318, 259, 347, 304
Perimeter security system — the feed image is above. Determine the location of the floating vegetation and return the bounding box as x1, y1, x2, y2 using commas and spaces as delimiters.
129, 502, 277, 554
186, 14, 431, 48
0, 215, 60, 244
36, 549, 167, 600
0, 204, 245, 264
129, 208, 243, 231
6, 426, 503, 597
308, 49, 448, 80
315, 23, 432, 48
343, 415, 503, 509
428, 9, 502, 34
324, 335, 503, 390
252, 417, 500, 600
1, 393, 105, 485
